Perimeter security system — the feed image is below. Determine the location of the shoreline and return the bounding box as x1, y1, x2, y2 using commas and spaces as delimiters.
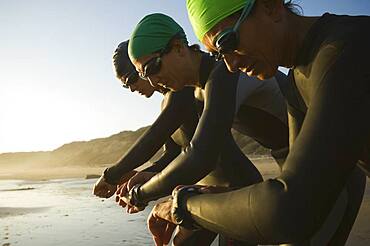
0, 166, 105, 181
0, 157, 279, 181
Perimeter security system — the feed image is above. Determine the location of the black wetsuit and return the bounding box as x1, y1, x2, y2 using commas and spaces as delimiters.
198, 54, 289, 166
138, 54, 289, 202
105, 84, 263, 190
104, 87, 198, 184
178, 13, 369, 245
103, 86, 260, 245
105, 53, 289, 245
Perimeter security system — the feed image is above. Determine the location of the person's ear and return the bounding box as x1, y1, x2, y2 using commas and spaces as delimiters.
259, 0, 284, 22
171, 39, 187, 56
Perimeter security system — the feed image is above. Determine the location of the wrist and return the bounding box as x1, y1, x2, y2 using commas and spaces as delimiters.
171, 186, 202, 230
128, 184, 148, 209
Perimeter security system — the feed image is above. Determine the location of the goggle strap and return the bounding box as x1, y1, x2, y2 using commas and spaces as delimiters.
233, 0, 256, 31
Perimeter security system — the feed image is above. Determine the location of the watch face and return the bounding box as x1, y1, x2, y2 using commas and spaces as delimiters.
186, 187, 197, 192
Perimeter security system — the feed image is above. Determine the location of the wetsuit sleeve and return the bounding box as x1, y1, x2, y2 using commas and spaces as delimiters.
183, 41, 370, 243
104, 88, 195, 184
143, 138, 181, 173
287, 108, 303, 147
139, 62, 239, 201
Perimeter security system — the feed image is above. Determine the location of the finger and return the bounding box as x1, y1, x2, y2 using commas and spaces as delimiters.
147, 210, 158, 232
127, 176, 137, 191
148, 213, 165, 237
128, 206, 141, 214
119, 192, 130, 204
172, 227, 184, 246
115, 188, 121, 197
116, 185, 123, 195
152, 220, 166, 246
162, 223, 176, 245
153, 235, 163, 246
128, 206, 135, 214
117, 183, 127, 195
119, 186, 129, 198
119, 198, 127, 208
127, 203, 135, 214
132, 206, 143, 213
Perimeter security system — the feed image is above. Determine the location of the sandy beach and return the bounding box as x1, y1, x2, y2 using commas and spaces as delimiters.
1, 158, 369, 245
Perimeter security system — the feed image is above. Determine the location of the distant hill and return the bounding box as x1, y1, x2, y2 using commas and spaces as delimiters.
0, 126, 269, 168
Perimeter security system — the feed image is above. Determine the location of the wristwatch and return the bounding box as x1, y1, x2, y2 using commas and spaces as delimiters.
171, 186, 202, 230
128, 184, 148, 209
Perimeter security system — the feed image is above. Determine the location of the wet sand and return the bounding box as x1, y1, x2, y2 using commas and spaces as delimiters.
0, 159, 369, 245
0, 207, 49, 219
0, 179, 154, 246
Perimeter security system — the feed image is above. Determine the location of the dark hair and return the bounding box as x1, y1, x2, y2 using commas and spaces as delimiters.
188, 44, 201, 52
284, 0, 303, 15
112, 40, 136, 79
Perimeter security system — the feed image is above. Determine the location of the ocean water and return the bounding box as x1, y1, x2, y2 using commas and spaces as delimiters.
0, 179, 154, 246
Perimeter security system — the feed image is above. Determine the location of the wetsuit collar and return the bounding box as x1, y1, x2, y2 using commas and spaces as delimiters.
294, 13, 332, 67
198, 53, 216, 88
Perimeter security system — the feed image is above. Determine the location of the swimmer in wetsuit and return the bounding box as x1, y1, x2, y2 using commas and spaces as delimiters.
93, 41, 201, 198
118, 13, 291, 245
123, 13, 290, 203
92, 41, 265, 245
143, 0, 367, 245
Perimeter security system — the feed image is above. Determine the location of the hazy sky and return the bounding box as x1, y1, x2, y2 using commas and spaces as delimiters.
1, 0, 370, 153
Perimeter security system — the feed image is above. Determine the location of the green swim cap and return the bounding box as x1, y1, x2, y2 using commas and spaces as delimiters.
128, 13, 188, 60
186, 0, 255, 41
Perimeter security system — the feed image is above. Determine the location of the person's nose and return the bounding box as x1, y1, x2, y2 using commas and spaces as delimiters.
223, 53, 241, 73
129, 84, 137, 92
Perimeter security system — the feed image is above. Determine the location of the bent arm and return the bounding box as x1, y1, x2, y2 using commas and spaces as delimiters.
139, 63, 240, 201
105, 88, 195, 184
184, 45, 370, 243
143, 138, 181, 173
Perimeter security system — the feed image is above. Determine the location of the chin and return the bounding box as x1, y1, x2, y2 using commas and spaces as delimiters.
257, 66, 278, 80
257, 73, 273, 80
167, 84, 180, 92
244, 62, 278, 80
